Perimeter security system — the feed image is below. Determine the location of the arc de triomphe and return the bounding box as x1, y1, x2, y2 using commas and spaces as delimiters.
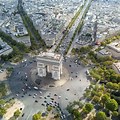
36, 52, 63, 80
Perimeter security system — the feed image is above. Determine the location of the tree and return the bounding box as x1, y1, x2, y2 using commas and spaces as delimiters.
92, 96, 100, 104
101, 94, 110, 107
96, 111, 108, 120
118, 82, 120, 90
14, 110, 21, 118
72, 109, 81, 119
112, 83, 119, 91
84, 103, 94, 113
0, 99, 6, 105
106, 82, 113, 90
105, 99, 118, 112
47, 106, 52, 111
0, 107, 6, 117
32, 113, 41, 120
112, 111, 118, 117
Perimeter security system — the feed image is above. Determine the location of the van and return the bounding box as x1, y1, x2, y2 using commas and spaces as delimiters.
86, 70, 89, 75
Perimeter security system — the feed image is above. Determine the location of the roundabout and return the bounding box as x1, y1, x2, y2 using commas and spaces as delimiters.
7, 56, 90, 120
31, 66, 69, 88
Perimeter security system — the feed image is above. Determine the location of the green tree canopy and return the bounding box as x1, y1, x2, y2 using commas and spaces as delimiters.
32, 113, 42, 120
14, 109, 21, 118
84, 103, 94, 113
96, 111, 108, 120
105, 99, 118, 112
101, 94, 110, 106
92, 96, 100, 104
0, 107, 6, 117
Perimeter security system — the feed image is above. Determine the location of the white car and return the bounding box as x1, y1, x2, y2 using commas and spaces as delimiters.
39, 96, 43, 99
58, 96, 61, 99
34, 87, 38, 90
34, 93, 37, 96
22, 89, 25, 92
33, 96, 36, 98
39, 91, 42, 94
24, 59, 27, 62
28, 86, 31, 89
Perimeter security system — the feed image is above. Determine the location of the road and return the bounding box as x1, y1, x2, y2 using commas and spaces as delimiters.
18, 0, 44, 46
4, 56, 90, 120
56, 0, 91, 55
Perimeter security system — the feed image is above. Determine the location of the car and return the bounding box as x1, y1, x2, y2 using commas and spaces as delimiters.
34, 93, 37, 96
39, 96, 43, 99
54, 94, 57, 96
22, 113, 24, 117
34, 87, 38, 90
49, 85, 55, 87
60, 116, 63, 119
58, 96, 61, 99
22, 89, 25, 92
86, 70, 90, 75
33, 60, 36, 62
28, 86, 31, 89
33, 96, 36, 98
67, 89, 70, 91
63, 114, 66, 118
39, 91, 42, 94
46, 103, 49, 106
51, 98, 54, 100
44, 100, 47, 103
74, 59, 78, 63
35, 100, 38, 103
65, 97, 68, 100
41, 103, 45, 106
44, 97, 47, 99
0, 70, 3, 73
47, 95, 50, 97
28, 94, 31, 96
16, 94, 18, 96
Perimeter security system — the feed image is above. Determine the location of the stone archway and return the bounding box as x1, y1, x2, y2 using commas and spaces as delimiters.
37, 52, 63, 80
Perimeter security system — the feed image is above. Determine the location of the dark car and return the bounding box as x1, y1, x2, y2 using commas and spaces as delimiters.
67, 89, 70, 91
54, 94, 57, 96
22, 113, 24, 117
41, 103, 45, 106
35, 100, 38, 103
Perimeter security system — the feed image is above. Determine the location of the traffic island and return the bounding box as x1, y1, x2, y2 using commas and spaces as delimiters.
30, 66, 69, 89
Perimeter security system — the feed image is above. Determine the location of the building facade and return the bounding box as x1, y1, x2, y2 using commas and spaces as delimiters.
106, 40, 120, 59
0, 38, 13, 56
37, 52, 63, 80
